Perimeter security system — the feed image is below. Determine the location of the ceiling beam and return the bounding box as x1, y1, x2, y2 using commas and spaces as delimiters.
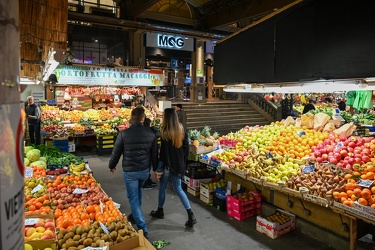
119, 0, 160, 20
201, 0, 297, 29
137, 11, 198, 28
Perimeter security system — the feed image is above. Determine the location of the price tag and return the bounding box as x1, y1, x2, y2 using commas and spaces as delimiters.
99, 222, 110, 235
335, 142, 344, 149
296, 131, 306, 137
31, 184, 43, 194
356, 179, 374, 188
25, 167, 34, 178
302, 164, 315, 173
100, 200, 104, 214
80, 171, 88, 175
24, 218, 39, 226
83, 247, 107, 250
73, 188, 89, 194
113, 202, 121, 209
266, 152, 273, 159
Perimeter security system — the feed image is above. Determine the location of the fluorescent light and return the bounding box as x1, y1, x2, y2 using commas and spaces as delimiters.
42, 60, 59, 81
223, 79, 375, 93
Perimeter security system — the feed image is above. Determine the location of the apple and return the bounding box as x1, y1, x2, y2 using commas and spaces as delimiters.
348, 142, 356, 148
322, 154, 328, 160
35, 219, 45, 228
362, 155, 371, 163
334, 153, 342, 160
314, 150, 322, 157
44, 222, 54, 229
329, 157, 338, 164
316, 157, 323, 163
345, 164, 353, 170
340, 149, 348, 157
348, 158, 356, 165
336, 162, 344, 168
40, 235, 51, 240
339, 135, 347, 141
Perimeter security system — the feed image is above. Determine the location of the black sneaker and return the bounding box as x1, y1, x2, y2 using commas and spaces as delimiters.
150, 180, 157, 187
143, 179, 155, 190
150, 209, 164, 219
144, 232, 149, 239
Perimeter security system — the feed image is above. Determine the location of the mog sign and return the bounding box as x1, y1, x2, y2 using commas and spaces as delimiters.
158, 35, 184, 49
145, 32, 195, 51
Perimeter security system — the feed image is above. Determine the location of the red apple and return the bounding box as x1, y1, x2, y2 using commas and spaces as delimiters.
340, 149, 348, 157
322, 154, 328, 160
316, 157, 323, 163
329, 158, 338, 164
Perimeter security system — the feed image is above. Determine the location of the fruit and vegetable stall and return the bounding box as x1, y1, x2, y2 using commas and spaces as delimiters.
23, 145, 155, 250
189, 113, 375, 250
40, 106, 157, 155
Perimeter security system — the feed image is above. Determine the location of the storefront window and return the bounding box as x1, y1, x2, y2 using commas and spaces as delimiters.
68, 24, 128, 65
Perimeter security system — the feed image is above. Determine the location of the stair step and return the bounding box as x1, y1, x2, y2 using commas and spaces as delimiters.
171, 101, 271, 135
187, 111, 264, 118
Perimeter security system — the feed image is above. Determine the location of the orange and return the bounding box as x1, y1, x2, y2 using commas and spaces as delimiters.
361, 189, 372, 199
358, 198, 368, 206
353, 188, 362, 197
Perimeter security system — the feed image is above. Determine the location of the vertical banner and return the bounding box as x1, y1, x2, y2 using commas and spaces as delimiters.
0, 105, 24, 250
0, 0, 22, 250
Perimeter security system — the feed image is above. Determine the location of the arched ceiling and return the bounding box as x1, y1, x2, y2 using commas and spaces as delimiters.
115, 0, 299, 36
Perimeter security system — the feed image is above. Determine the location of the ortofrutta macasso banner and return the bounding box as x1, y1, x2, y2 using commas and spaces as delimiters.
54, 65, 164, 86
0, 104, 24, 250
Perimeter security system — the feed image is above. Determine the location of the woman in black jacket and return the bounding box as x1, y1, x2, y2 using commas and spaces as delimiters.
150, 108, 197, 228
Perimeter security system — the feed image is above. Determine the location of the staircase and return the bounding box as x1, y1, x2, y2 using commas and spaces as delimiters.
173, 101, 271, 136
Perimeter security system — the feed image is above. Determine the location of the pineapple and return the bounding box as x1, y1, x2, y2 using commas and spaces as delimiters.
199, 138, 207, 146
200, 125, 211, 139
188, 129, 201, 147
212, 131, 219, 139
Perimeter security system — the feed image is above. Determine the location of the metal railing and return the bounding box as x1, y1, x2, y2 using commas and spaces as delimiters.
246, 93, 282, 122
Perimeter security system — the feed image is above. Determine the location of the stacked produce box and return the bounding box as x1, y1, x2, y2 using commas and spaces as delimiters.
226, 191, 262, 221
23, 144, 154, 250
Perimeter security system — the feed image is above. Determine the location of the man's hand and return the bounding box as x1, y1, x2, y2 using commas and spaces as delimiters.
110, 168, 116, 173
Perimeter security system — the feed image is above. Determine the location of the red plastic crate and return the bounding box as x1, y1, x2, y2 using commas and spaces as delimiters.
226, 191, 261, 212
227, 207, 261, 221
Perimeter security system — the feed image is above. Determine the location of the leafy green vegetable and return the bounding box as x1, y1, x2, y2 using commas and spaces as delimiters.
26, 149, 40, 162
152, 240, 171, 249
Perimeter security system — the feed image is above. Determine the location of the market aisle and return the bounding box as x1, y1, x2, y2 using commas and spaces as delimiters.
84, 154, 357, 250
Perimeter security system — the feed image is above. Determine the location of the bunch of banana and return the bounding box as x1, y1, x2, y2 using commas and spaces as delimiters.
69, 162, 86, 175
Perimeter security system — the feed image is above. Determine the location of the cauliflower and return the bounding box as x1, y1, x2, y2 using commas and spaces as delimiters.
24, 146, 34, 157
29, 160, 47, 169
24, 158, 30, 166
26, 149, 40, 162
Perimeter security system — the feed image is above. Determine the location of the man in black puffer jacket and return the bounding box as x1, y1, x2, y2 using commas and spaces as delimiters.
108, 107, 158, 239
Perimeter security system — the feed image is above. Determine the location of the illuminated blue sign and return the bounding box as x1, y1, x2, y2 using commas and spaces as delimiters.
157, 35, 184, 49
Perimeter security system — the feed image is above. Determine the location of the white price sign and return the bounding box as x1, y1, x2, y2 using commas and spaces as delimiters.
24, 167, 33, 178
31, 184, 43, 194
99, 222, 110, 235
113, 202, 121, 209
24, 218, 39, 226
80, 171, 88, 174
73, 188, 89, 194
83, 247, 107, 250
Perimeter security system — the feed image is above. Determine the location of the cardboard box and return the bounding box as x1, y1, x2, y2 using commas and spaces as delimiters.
110, 230, 156, 250
187, 187, 200, 197
256, 209, 296, 239
183, 176, 213, 190
189, 145, 215, 154
200, 182, 215, 197
200, 193, 213, 204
